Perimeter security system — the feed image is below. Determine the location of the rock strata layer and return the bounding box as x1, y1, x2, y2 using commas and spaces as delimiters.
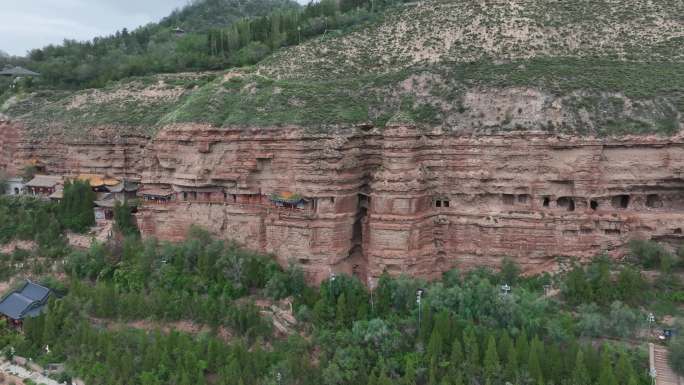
2, 120, 684, 282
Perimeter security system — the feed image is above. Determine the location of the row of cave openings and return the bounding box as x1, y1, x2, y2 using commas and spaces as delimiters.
542, 194, 663, 212
432, 193, 665, 212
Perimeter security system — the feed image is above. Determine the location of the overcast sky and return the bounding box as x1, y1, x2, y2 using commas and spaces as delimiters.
1, 0, 192, 56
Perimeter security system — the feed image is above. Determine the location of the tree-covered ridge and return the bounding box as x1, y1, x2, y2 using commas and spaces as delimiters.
0, 0, 298, 90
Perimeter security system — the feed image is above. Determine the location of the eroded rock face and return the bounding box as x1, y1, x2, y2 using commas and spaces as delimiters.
2, 120, 684, 283
0, 121, 147, 179
138, 125, 684, 283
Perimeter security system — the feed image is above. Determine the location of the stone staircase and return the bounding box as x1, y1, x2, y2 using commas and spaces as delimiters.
652, 343, 683, 385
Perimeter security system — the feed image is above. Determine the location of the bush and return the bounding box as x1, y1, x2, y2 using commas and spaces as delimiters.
670, 336, 684, 375
629, 239, 676, 271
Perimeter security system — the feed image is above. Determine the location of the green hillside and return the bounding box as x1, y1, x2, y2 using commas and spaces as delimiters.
3, 0, 683, 138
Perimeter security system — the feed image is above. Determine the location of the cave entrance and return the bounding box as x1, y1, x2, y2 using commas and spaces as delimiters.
646, 194, 663, 208
611, 195, 630, 209
557, 197, 575, 212
590, 200, 598, 210
347, 193, 369, 280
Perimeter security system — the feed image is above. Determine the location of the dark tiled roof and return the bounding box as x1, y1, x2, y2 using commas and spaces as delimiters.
19, 281, 50, 302
0, 281, 51, 320
0, 66, 40, 77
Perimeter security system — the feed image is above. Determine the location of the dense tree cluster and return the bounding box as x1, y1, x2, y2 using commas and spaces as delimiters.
0, 196, 675, 383
0, 0, 408, 94
0, 223, 658, 384
0, 196, 67, 258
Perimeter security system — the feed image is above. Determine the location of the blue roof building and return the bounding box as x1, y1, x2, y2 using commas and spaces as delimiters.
0, 280, 51, 322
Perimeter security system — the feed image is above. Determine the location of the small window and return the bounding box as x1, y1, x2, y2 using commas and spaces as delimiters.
182, 192, 188, 201
443, 200, 450, 208
436, 200, 442, 208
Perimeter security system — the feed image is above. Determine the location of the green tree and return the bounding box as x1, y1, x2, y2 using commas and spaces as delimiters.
528, 341, 543, 385
504, 337, 518, 381
114, 200, 139, 237
483, 335, 501, 382
572, 350, 591, 385
59, 179, 95, 232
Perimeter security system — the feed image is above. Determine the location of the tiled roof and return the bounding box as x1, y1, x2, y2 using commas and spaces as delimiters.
0, 66, 40, 77
25, 175, 62, 188
0, 281, 50, 320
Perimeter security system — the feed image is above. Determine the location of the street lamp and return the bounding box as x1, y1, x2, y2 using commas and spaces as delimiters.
416, 288, 425, 332
368, 277, 375, 313
330, 271, 337, 298
500, 284, 511, 296
648, 312, 655, 339
276, 371, 283, 385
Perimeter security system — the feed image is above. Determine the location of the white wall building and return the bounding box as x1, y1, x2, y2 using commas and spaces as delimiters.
6, 178, 24, 195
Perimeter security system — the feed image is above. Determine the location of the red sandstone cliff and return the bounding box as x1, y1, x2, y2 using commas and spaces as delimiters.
4, 117, 681, 283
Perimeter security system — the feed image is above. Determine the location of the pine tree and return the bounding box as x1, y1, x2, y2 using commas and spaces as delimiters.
498, 331, 513, 366
504, 337, 518, 381
462, 328, 480, 378
615, 351, 636, 385
528, 342, 543, 385
597, 349, 617, 385
403, 356, 417, 385
428, 328, 445, 363
450, 338, 464, 365
572, 350, 591, 385
483, 335, 501, 382
515, 330, 529, 371
335, 293, 348, 327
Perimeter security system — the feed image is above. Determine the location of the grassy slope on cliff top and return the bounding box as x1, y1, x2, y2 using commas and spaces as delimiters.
4, 0, 684, 138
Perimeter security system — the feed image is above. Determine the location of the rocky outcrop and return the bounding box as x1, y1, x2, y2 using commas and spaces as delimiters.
2, 118, 684, 283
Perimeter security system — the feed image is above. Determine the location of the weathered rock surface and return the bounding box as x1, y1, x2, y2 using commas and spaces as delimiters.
4, 118, 683, 283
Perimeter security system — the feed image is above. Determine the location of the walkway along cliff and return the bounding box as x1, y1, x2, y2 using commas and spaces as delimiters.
2, 117, 684, 283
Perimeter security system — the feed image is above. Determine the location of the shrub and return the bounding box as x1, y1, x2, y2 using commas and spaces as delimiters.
629, 239, 675, 271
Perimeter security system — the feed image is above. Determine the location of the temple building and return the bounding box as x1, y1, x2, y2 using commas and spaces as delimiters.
24, 175, 63, 197
0, 280, 51, 328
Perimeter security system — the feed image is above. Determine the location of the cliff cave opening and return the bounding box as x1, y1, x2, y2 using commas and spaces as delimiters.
542, 197, 550, 207
347, 194, 369, 280
557, 197, 575, 211
590, 200, 598, 210
611, 195, 630, 209
646, 194, 663, 208
503, 194, 515, 205
674, 228, 682, 235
